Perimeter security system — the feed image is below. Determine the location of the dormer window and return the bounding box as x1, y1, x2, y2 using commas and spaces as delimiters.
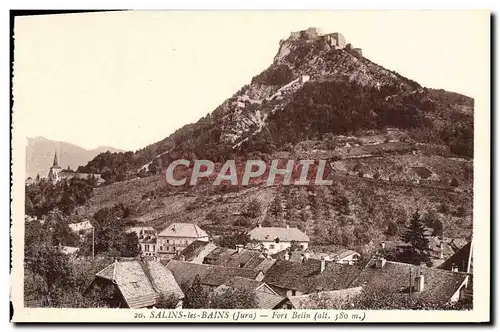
275, 237, 280, 243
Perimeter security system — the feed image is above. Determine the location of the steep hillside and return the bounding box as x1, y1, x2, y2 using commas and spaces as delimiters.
80, 28, 472, 184
74, 28, 474, 250
26, 136, 124, 179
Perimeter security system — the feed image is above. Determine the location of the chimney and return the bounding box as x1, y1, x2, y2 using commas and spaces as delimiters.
320, 257, 326, 273
381, 241, 386, 251
451, 263, 459, 272
285, 251, 291, 261
236, 244, 243, 253
375, 257, 386, 269
439, 241, 444, 259
179, 255, 185, 261
414, 272, 425, 292
286, 224, 290, 229
258, 223, 262, 228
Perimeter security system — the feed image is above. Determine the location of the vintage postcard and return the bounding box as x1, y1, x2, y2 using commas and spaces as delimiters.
10, 10, 490, 323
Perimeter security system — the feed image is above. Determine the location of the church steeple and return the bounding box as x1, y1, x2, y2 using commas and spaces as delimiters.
53, 151, 59, 167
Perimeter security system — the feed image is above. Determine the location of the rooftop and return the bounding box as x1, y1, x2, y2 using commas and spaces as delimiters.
95, 259, 184, 308
158, 223, 209, 239
263, 259, 361, 294
289, 286, 363, 309
350, 258, 469, 304
165, 260, 261, 288
249, 226, 309, 242
215, 276, 286, 309
175, 240, 218, 263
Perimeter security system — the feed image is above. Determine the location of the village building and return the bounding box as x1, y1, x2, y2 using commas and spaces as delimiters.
249, 225, 309, 255
289, 286, 363, 309
156, 223, 209, 258
331, 249, 361, 265
166, 260, 264, 292
85, 259, 184, 309
350, 256, 471, 304
68, 219, 93, 234
47, 151, 104, 185
174, 240, 218, 264
126, 226, 156, 237
59, 245, 80, 256
439, 241, 473, 274
139, 231, 158, 257
214, 276, 291, 309
272, 247, 360, 265
25, 177, 37, 186
263, 258, 362, 297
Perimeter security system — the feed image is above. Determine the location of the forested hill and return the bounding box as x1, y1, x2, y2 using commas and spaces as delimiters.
78, 29, 473, 185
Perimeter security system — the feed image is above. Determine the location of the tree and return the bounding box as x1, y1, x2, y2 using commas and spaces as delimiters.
422, 210, 443, 237
399, 211, 431, 266
243, 199, 262, 219
24, 244, 71, 298
216, 231, 251, 249
182, 275, 209, 308
289, 240, 302, 251
385, 221, 398, 237
81, 204, 138, 257
209, 287, 257, 309
156, 294, 180, 309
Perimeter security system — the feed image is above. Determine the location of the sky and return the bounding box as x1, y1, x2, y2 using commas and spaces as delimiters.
13, 10, 489, 152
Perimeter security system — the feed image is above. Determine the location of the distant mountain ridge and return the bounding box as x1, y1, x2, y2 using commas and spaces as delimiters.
26, 136, 124, 179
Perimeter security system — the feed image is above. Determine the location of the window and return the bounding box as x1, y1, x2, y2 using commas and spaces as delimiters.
270, 244, 275, 249
153, 245, 155, 252
145, 245, 150, 252
131, 282, 139, 289
185, 240, 189, 245
160, 246, 163, 251
166, 240, 170, 244
291, 290, 296, 296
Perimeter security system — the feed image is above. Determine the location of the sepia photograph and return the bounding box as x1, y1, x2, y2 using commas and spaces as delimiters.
10, 9, 490, 323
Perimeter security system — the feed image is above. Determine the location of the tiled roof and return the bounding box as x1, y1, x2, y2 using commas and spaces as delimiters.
209, 248, 263, 268
220, 276, 265, 292
289, 287, 363, 309
242, 256, 277, 273
271, 250, 305, 263
333, 249, 360, 260
350, 258, 469, 304
144, 260, 184, 300
95, 260, 157, 308
175, 241, 217, 263
202, 266, 261, 287
165, 260, 260, 288
250, 227, 309, 242
95, 259, 183, 308
250, 258, 277, 274
438, 241, 473, 273
215, 276, 286, 309
263, 259, 361, 294
255, 292, 287, 309
158, 223, 209, 238
204, 247, 236, 262
165, 260, 212, 288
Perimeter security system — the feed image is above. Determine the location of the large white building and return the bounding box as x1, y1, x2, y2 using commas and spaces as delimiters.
157, 223, 209, 258
249, 225, 309, 255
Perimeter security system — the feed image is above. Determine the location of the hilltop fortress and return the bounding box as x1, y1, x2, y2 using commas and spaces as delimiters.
287, 27, 362, 56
